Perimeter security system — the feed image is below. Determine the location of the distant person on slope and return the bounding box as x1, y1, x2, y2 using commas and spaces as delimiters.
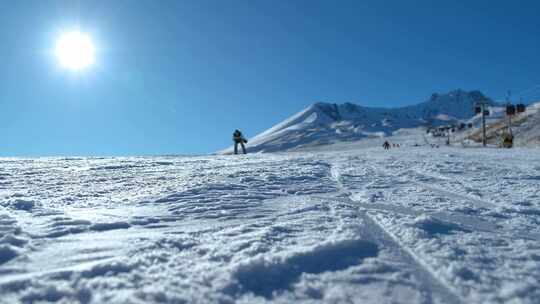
383, 141, 390, 150
233, 129, 248, 154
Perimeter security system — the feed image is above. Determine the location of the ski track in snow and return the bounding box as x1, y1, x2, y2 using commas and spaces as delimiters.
329, 169, 463, 304
0, 149, 539, 303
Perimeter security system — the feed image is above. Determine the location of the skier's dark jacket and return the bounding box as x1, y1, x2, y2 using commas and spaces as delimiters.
233, 130, 247, 143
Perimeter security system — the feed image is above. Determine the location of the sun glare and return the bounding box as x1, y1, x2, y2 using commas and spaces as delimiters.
55, 31, 95, 70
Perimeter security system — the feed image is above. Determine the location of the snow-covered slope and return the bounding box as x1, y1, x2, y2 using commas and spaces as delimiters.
451, 101, 540, 147
2, 149, 540, 303
221, 90, 496, 153
514, 102, 540, 146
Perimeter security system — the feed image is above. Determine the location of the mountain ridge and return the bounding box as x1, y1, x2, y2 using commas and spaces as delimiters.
221, 89, 498, 153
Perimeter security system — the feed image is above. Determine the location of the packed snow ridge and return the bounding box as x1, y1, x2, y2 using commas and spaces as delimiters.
222, 90, 497, 153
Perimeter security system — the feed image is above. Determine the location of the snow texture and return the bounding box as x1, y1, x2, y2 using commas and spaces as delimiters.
1, 145, 540, 303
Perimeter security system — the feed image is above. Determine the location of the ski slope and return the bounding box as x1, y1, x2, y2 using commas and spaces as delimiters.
1, 147, 539, 303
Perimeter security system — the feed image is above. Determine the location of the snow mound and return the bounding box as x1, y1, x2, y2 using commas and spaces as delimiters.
230, 239, 379, 298
412, 215, 469, 236
20, 286, 75, 303
0, 214, 28, 266
80, 259, 137, 278
1, 199, 36, 211
0, 245, 20, 265
0, 234, 27, 248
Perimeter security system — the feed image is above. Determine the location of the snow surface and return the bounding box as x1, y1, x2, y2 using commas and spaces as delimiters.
1, 145, 540, 303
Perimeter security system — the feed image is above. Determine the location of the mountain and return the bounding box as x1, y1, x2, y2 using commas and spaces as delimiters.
220, 90, 497, 153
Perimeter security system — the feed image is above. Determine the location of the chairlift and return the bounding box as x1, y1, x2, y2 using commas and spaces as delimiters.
474, 106, 482, 114
506, 104, 516, 115
517, 103, 526, 113
483, 110, 490, 116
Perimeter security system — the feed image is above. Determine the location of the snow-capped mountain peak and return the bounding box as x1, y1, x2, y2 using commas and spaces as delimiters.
221, 90, 497, 153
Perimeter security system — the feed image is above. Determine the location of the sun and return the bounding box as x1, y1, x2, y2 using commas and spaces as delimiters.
55, 31, 95, 70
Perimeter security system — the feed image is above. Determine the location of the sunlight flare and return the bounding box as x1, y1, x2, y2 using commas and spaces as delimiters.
55, 31, 95, 70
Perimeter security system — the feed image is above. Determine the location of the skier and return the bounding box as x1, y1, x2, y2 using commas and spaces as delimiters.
383, 141, 390, 150
502, 133, 513, 148
233, 129, 248, 154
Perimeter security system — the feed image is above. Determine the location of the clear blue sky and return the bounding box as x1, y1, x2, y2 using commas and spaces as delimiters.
1, 0, 539, 156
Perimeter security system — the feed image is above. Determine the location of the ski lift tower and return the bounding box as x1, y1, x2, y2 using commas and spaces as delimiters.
474, 98, 490, 147
506, 91, 515, 137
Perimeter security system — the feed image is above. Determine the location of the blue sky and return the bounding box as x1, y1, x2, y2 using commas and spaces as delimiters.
1, 0, 539, 156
